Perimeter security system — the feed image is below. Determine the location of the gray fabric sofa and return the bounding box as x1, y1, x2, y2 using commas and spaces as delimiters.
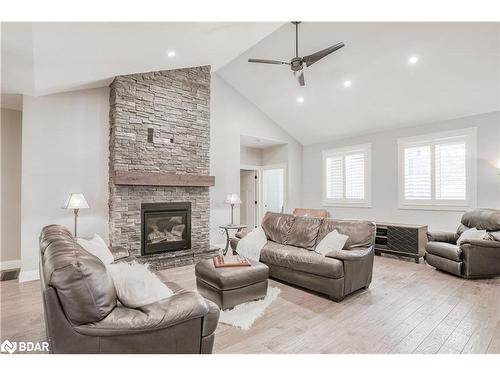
39, 224, 219, 354
425, 208, 500, 278
233, 212, 376, 302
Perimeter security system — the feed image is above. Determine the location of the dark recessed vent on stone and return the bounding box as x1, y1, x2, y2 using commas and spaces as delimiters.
147, 128, 154, 143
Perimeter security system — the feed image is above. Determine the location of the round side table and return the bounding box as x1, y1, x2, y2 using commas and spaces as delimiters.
219, 224, 247, 255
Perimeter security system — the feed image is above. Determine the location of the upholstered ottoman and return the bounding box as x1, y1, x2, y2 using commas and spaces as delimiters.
195, 259, 269, 310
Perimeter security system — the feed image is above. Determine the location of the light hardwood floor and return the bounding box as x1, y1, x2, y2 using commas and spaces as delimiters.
1, 255, 499, 354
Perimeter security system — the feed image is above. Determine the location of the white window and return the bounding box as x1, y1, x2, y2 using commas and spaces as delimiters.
322, 144, 371, 207
398, 128, 477, 210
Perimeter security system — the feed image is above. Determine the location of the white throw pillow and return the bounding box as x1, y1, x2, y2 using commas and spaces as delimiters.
456, 227, 487, 246
315, 230, 349, 256
77, 234, 115, 264
106, 262, 173, 308
236, 226, 267, 261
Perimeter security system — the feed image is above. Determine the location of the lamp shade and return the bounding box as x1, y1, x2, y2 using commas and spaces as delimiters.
224, 193, 242, 205
63, 193, 90, 209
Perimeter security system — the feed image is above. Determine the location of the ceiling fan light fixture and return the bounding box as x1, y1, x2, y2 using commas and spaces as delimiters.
247, 22, 345, 87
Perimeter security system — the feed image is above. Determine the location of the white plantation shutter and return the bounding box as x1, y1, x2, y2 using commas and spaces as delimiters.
323, 144, 370, 206
399, 128, 475, 209
326, 156, 343, 199
404, 145, 431, 200
435, 142, 466, 200
345, 153, 365, 199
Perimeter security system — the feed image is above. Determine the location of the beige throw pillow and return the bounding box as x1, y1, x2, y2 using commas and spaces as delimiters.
106, 262, 173, 308
77, 234, 115, 265
456, 228, 487, 246
315, 229, 349, 256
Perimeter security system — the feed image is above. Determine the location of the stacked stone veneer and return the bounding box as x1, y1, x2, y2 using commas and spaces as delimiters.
108, 66, 217, 270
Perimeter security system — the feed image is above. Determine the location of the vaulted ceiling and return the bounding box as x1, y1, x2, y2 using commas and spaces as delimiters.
218, 22, 500, 144
2, 22, 499, 144
1, 22, 282, 95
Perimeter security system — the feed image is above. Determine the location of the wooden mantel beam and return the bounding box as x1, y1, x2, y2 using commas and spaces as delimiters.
114, 171, 215, 187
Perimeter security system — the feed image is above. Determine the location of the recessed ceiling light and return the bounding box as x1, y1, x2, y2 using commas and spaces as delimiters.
297, 97, 304, 103
167, 51, 176, 57
408, 56, 419, 65
343, 80, 352, 88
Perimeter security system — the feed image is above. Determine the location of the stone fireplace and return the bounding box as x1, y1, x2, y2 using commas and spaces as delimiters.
108, 66, 218, 270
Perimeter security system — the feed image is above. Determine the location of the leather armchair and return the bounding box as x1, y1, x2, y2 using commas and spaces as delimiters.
39, 224, 219, 354
425, 208, 500, 278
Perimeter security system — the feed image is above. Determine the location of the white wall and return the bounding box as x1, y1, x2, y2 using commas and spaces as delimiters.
240, 145, 263, 166
303, 112, 500, 232
262, 144, 288, 166
210, 74, 303, 244
1, 109, 22, 269
20, 88, 109, 281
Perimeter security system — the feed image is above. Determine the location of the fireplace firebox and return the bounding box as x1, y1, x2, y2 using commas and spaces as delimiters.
141, 202, 191, 256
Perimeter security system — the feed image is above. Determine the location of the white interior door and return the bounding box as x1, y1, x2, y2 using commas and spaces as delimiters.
240, 169, 258, 227
262, 166, 285, 215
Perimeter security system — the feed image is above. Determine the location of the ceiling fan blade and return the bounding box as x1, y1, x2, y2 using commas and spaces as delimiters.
248, 59, 290, 65
294, 70, 305, 86
303, 42, 345, 67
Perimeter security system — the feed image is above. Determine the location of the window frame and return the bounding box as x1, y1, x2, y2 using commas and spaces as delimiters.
397, 127, 477, 211
322, 143, 372, 207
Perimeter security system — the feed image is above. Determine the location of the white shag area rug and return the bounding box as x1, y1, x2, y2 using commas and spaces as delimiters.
218, 287, 281, 330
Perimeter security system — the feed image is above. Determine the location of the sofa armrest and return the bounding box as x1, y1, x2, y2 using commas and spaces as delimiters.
427, 231, 458, 244
202, 299, 220, 337
327, 246, 375, 296
74, 291, 211, 336
326, 246, 373, 262
460, 239, 500, 248
460, 240, 500, 277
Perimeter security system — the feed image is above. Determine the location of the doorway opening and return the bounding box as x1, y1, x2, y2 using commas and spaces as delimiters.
262, 166, 285, 214
240, 169, 258, 228
240, 135, 288, 226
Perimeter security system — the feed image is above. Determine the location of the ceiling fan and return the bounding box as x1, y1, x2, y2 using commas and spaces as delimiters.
248, 21, 345, 86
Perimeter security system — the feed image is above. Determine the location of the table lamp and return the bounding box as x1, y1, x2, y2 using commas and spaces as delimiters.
63, 193, 89, 237
224, 193, 242, 225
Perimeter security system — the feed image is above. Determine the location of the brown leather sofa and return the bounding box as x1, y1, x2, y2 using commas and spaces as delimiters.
232, 212, 376, 302
39, 224, 219, 354
425, 208, 500, 278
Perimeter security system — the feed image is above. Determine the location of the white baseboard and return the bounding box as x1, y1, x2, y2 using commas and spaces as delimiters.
18, 269, 40, 283
0, 259, 21, 271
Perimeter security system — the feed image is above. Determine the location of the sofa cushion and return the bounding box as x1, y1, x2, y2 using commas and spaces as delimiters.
426, 241, 462, 261
40, 225, 117, 325
261, 212, 295, 244
260, 242, 344, 279
316, 219, 375, 250
461, 208, 500, 231
286, 216, 323, 249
